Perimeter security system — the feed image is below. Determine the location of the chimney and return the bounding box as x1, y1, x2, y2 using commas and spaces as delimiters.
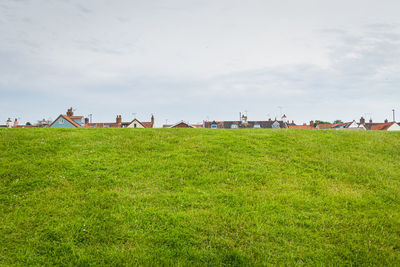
310, 120, 314, 126
384, 119, 388, 123
14, 118, 18, 127
151, 114, 154, 128
292, 120, 295, 125
6, 118, 12, 128
85, 118, 89, 125
360, 117, 365, 125
369, 118, 372, 123
116, 115, 122, 124
66, 107, 73, 117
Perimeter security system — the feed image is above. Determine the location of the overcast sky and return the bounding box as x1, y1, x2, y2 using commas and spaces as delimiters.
1, 0, 399, 126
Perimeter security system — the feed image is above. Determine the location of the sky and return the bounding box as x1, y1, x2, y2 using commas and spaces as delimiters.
1, 0, 400, 127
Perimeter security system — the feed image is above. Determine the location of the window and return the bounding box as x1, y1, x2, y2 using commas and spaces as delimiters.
134, 123, 137, 128
60, 118, 64, 124
272, 121, 280, 129
211, 124, 217, 129
231, 123, 238, 129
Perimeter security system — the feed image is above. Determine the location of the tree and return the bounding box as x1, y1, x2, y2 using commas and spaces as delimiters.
26, 122, 31, 126
333, 120, 343, 124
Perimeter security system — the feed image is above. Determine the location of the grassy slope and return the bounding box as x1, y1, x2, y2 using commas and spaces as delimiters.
0, 128, 399, 266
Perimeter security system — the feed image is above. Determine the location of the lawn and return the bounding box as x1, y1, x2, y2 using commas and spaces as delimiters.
1, 128, 399, 266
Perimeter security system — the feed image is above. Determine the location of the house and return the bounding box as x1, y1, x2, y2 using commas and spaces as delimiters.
317, 120, 365, 130
163, 121, 194, 128
126, 115, 154, 128
88, 115, 154, 128
366, 121, 400, 131
289, 121, 315, 129
49, 108, 85, 128
203, 115, 288, 129
332, 120, 366, 130
6, 118, 12, 128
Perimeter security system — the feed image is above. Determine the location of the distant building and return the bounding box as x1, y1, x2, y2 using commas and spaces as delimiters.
203, 115, 288, 129
6, 118, 12, 128
49, 108, 85, 128
89, 115, 154, 128
365, 121, 400, 131
289, 121, 315, 129
163, 121, 194, 128
317, 120, 365, 130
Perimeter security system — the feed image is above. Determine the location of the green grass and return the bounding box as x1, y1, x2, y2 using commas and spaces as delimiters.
1, 128, 399, 266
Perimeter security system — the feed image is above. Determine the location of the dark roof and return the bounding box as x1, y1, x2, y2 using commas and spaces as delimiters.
204, 120, 288, 129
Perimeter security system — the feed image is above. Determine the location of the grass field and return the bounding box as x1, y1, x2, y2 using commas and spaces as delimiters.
1, 128, 399, 266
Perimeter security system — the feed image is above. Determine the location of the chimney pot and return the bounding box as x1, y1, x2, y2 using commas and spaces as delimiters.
66, 108, 74, 117
116, 115, 122, 124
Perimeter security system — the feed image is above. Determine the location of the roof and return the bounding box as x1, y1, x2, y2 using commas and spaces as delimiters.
191, 124, 203, 128
203, 120, 288, 129
70, 116, 83, 119
141, 122, 153, 128
169, 121, 194, 128
88, 122, 120, 128
370, 122, 397, 130
289, 125, 315, 129
317, 123, 338, 129
49, 114, 82, 128
126, 118, 153, 128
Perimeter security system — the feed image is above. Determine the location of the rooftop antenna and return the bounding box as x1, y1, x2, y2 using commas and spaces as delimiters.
132, 113, 137, 119
165, 119, 168, 125
89, 114, 92, 123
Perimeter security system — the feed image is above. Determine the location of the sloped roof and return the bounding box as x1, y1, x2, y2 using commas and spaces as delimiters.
49, 114, 82, 128
126, 118, 153, 128
203, 120, 288, 129
289, 125, 315, 129
70, 116, 83, 119
317, 123, 338, 129
370, 122, 396, 130
169, 121, 194, 128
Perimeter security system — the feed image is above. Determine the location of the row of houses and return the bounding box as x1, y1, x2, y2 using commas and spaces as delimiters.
2, 108, 400, 131
47, 108, 155, 128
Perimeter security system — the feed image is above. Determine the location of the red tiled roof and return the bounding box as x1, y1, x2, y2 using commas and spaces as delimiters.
371, 122, 396, 130
289, 125, 314, 129
70, 116, 83, 119
141, 122, 153, 128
